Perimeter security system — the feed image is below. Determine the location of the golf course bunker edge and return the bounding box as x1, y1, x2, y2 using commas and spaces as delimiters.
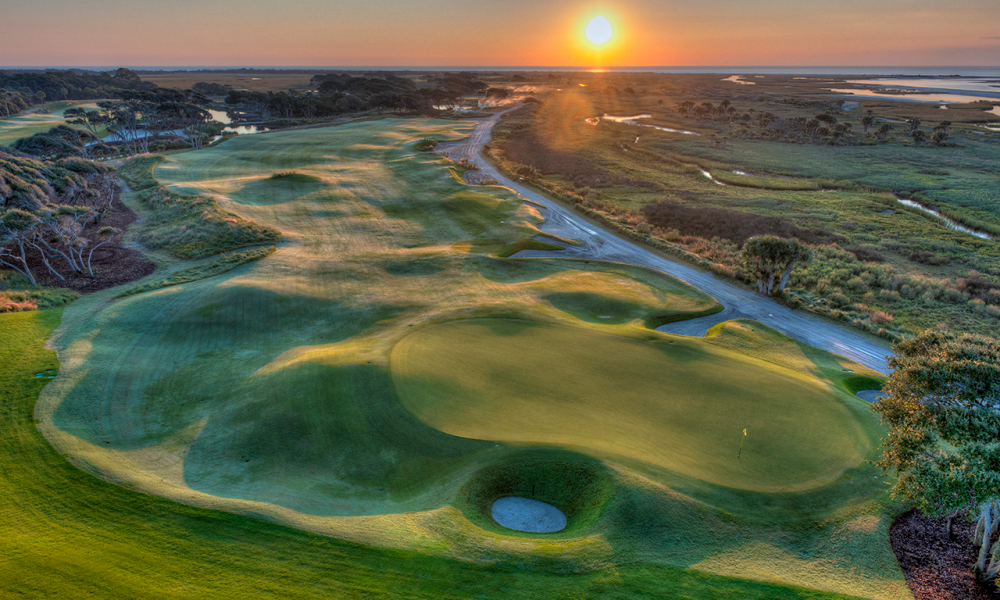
491, 497, 567, 533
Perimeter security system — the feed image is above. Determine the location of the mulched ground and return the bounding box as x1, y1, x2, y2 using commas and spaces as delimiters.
29, 186, 156, 293
891, 509, 1000, 600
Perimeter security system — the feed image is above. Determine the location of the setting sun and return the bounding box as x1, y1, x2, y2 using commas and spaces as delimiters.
585, 16, 613, 45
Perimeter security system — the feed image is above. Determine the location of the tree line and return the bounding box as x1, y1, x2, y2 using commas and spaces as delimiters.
0, 68, 156, 117
224, 72, 489, 120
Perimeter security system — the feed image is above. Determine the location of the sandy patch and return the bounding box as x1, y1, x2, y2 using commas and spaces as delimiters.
492, 497, 566, 533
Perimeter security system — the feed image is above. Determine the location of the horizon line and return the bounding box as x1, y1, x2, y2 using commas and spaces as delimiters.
3, 64, 1000, 71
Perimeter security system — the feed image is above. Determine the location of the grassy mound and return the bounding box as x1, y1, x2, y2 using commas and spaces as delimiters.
119, 155, 281, 258
269, 170, 322, 182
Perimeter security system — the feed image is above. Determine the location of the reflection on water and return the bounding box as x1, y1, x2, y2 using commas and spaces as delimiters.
721, 75, 755, 85
701, 170, 725, 185
897, 198, 990, 240
208, 109, 232, 124
847, 78, 1000, 96
223, 125, 262, 135
587, 114, 700, 135
828, 88, 997, 104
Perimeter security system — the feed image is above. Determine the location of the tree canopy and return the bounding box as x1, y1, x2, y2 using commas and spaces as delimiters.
874, 330, 1000, 580
740, 235, 810, 296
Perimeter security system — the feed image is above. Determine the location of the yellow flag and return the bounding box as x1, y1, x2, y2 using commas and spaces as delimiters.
743, 429, 747, 436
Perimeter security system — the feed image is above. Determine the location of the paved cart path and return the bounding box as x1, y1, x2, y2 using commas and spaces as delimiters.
439, 110, 891, 374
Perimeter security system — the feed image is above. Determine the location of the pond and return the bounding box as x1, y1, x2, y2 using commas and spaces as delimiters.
587, 114, 700, 136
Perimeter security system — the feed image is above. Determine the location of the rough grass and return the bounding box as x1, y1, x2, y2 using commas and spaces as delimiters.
4, 311, 880, 599
0, 271, 78, 312
114, 246, 276, 298
119, 155, 281, 259
35, 120, 908, 599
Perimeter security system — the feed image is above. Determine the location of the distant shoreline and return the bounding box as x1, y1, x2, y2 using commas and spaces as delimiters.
2, 65, 1000, 77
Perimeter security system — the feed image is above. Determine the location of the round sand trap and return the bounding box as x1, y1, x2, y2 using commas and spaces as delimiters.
856, 390, 887, 403
491, 497, 567, 533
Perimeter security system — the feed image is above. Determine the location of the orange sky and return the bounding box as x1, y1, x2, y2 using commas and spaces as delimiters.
2, 0, 998, 66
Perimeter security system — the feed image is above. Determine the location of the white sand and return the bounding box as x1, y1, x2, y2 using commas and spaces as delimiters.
491, 497, 566, 533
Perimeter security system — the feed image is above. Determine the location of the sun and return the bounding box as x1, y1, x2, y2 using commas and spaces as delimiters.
585, 16, 613, 45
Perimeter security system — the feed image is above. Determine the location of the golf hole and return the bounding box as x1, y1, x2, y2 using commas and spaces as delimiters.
492, 497, 567, 533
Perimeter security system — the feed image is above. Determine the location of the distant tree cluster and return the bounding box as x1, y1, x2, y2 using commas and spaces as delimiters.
223, 72, 489, 120
674, 100, 952, 147
191, 82, 233, 96
62, 89, 215, 154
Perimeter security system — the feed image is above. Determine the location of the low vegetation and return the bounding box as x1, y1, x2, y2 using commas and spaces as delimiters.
488, 81, 1000, 340
0, 271, 77, 312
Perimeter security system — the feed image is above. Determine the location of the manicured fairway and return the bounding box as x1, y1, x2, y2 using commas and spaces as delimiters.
0, 101, 102, 145
28, 120, 910, 599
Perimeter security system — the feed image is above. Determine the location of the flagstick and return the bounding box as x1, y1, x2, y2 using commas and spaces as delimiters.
737, 428, 747, 459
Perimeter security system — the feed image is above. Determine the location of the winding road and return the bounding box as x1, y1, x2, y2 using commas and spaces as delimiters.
438, 110, 892, 374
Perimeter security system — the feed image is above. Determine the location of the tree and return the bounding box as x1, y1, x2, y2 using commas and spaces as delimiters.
0, 209, 40, 284
860, 113, 875, 134
875, 123, 894, 143
0, 89, 13, 117
873, 330, 1000, 581
911, 130, 929, 146
805, 118, 821, 143
815, 113, 838, 132
906, 117, 922, 135
741, 235, 810, 296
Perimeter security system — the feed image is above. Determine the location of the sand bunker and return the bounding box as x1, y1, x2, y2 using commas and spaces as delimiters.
491, 497, 567, 533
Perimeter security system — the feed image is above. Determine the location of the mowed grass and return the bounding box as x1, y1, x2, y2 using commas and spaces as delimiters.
0, 101, 103, 145
391, 319, 871, 493
4, 312, 875, 599
32, 120, 907, 598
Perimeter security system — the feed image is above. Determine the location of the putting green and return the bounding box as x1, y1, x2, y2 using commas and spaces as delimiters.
392, 319, 869, 493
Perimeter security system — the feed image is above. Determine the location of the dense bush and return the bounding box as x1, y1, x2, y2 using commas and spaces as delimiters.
642, 199, 844, 246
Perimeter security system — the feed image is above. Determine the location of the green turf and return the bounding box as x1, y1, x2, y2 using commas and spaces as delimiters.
392, 318, 870, 493
1, 310, 878, 599
0, 101, 103, 145
31, 119, 910, 599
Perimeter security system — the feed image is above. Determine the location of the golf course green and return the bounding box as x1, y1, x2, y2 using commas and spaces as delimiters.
392, 318, 868, 493
25, 118, 909, 599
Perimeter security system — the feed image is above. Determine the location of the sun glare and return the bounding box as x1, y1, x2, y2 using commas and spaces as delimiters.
586, 16, 613, 45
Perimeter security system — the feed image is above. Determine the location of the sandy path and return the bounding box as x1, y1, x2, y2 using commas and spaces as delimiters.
438, 110, 891, 374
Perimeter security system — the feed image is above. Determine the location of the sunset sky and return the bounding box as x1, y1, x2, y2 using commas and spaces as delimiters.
2, 0, 998, 67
